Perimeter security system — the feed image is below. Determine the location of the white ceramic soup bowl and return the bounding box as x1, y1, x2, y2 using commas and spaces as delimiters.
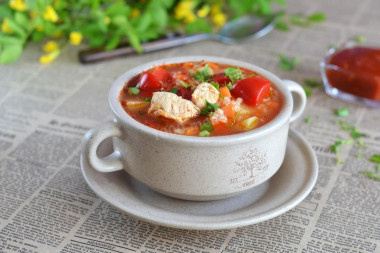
81, 56, 306, 201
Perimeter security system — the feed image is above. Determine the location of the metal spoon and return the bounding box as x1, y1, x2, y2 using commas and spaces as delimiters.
79, 15, 276, 64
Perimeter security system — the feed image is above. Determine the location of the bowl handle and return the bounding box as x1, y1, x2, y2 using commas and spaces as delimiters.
283, 80, 307, 123
81, 120, 123, 172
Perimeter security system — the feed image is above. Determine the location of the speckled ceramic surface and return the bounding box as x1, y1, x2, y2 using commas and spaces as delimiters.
80, 129, 318, 230
81, 56, 307, 201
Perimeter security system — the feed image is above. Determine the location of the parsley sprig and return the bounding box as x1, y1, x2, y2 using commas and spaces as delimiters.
200, 100, 220, 115
195, 65, 212, 82
199, 121, 214, 136
224, 67, 244, 83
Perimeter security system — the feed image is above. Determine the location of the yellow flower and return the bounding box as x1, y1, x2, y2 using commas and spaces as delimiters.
39, 50, 60, 64
130, 8, 140, 19
43, 6, 59, 23
1, 18, 13, 34
184, 12, 196, 23
212, 12, 226, 27
36, 26, 44, 32
174, 0, 195, 20
197, 5, 210, 18
104, 16, 111, 25
43, 41, 59, 53
9, 0, 28, 11
69, 32, 83, 45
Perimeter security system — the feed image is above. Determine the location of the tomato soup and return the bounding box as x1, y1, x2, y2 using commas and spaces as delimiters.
326, 46, 380, 101
119, 61, 283, 136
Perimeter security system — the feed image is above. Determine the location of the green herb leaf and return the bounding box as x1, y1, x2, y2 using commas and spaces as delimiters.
275, 21, 290, 31
369, 154, 380, 164
357, 153, 363, 159
210, 82, 219, 90
334, 108, 349, 117
6, 18, 27, 38
0, 44, 23, 64
289, 14, 309, 27
330, 139, 353, 153
200, 100, 220, 115
305, 116, 311, 124
224, 67, 244, 83
195, 64, 212, 82
128, 87, 140, 95
360, 170, 380, 181
351, 128, 365, 139
307, 12, 326, 22
200, 121, 214, 131
199, 130, 211, 137
144, 97, 151, 102
229, 110, 242, 126
353, 35, 366, 43
169, 87, 178, 94
0, 35, 23, 45
278, 54, 301, 71
303, 78, 322, 88
303, 86, 312, 97
179, 81, 190, 88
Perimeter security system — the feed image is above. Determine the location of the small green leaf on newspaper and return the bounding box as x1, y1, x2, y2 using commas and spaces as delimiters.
369, 154, 380, 163
303, 86, 312, 97
334, 108, 349, 117
303, 78, 322, 88
278, 54, 301, 71
353, 35, 366, 43
360, 170, 380, 181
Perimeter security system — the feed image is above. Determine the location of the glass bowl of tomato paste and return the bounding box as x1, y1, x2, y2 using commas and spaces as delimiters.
320, 39, 380, 108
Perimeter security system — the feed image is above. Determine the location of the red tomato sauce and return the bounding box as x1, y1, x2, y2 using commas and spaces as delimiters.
119, 61, 283, 136
326, 47, 380, 100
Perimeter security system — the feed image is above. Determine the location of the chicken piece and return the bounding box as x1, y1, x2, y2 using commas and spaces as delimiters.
149, 92, 198, 122
191, 82, 219, 109
210, 109, 228, 125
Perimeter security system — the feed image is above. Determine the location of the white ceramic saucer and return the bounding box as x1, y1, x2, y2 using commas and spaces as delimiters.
80, 129, 318, 230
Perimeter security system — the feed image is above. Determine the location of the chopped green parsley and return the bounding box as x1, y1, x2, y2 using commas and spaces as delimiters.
195, 64, 212, 82
128, 87, 140, 95
200, 100, 219, 115
200, 121, 214, 132
199, 130, 211, 137
169, 87, 178, 94
224, 67, 244, 83
179, 81, 190, 88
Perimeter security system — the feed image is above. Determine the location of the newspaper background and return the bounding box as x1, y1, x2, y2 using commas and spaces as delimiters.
1, 0, 380, 252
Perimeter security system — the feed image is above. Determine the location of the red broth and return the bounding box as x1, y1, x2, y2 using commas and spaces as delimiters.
119, 61, 283, 136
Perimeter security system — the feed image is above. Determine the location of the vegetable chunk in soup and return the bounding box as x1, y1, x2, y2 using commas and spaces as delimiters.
119, 61, 283, 136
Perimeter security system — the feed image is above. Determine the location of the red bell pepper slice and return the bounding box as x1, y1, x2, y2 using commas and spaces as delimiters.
138, 67, 171, 92
231, 77, 271, 106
